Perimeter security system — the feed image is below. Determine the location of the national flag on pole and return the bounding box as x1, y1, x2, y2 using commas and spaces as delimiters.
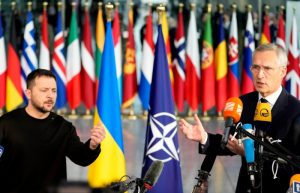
228, 7, 240, 98
173, 5, 186, 113
95, 3, 105, 96
138, 7, 154, 110
66, 5, 81, 110
81, 5, 95, 110
6, 8, 23, 112
39, 3, 50, 70
185, 5, 200, 112
21, 8, 38, 101
201, 10, 215, 113
285, 13, 300, 99
276, 11, 286, 51
0, 13, 6, 109
122, 4, 137, 109
88, 18, 126, 188
260, 12, 271, 45
241, 10, 255, 95
112, 4, 122, 103
215, 10, 228, 113
52, 7, 66, 109
142, 23, 183, 193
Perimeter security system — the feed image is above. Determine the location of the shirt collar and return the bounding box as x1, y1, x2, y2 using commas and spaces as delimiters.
258, 86, 282, 108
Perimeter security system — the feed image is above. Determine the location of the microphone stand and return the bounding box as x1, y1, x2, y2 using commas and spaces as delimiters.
191, 170, 209, 193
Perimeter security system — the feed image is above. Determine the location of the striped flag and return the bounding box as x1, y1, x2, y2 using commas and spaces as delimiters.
260, 12, 271, 44
201, 10, 215, 113
6, 9, 23, 112
21, 9, 38, 101
241, 10, 255, 95
276, 11, 286, 51
112, 5, 122, 103
173, 5, 186, 113
52, 7, 66, 109
81, 5, 95, 110
142, 23, 183, 193
185, 6, 200, 112
285, 13, 300, 99
215, 10, 228, 113
88, 18, 126, 188
138, 7, 154, 110
228, 8, 240, 98
39, 4, 50, 70
122, 5, 137, 109
0, 13, 6, 109
66, 6, 81, 110
95, 3, 105, 96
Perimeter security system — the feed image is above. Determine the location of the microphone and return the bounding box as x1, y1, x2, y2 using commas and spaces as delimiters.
139, 160, 164, 193
242, 124, 256, 187
286, 174, 300, 193
221, 97, 243, 148
253, 101, 272, 135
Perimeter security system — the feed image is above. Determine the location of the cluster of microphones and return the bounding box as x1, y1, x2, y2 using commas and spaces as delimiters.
192, 97, 300, 193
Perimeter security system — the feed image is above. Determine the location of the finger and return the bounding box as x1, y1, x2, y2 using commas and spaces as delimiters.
194, 114, 201, 126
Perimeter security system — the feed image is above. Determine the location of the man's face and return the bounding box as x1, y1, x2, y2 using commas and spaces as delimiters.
251, 50, 287, 97
26, 76, 57, 113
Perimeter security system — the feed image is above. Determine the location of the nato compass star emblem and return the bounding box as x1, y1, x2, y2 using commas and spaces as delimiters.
146, 112, 180, 163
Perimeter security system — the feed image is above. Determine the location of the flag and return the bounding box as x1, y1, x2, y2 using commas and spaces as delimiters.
276, 11, 286, 51
215, 11, 228, 113
39, 5, 50, 70
228, 8, 240, 98
6, 9, 23, 112
0, 13, 6, 109
138, 8, 154, 110
21, 9, 38, 101
241, 11, 255, 95
201, 11, 215, 113
173, 6, 186, 113
122, 5, 137, 109
142, 24, 183, 193
112, 5, 122, 103
88, 20, 126, 188
285, 13, 300, 99
81, 6, 95, 110
260, 13, 271, 44
52, 8, 66, 109
66, 7, 81, 110
185, 7, 200, 112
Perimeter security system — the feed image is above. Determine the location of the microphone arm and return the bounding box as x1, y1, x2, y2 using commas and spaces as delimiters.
237, 125, 300, 169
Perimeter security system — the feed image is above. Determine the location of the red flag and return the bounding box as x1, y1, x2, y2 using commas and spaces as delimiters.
39, 3, 50, 70
276, 11, 286, 51
122, 5, 137, 109
260, 13, 271, 44
81, 6, 95, 110
0, 13, 6, 109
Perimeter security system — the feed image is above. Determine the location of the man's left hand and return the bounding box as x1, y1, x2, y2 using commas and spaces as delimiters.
89, 123, 106, 150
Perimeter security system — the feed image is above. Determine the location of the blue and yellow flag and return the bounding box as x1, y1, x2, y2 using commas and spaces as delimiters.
87, 20, 126, 188
142, 24, 183, 193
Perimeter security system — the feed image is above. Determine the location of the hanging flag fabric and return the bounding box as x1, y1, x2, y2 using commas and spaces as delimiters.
260, 13, 271, 44
285, 14, 300, 99
52, 8, 67, 109
138, 8, 154, 110
39, 6, 50, 70
173, 6, 186, 113
6, 9, 23, 112
66, 7, 81, 110
81, 6, 95, 110
0, 13, 6, 109
228, 9, 240, 98
215, 11, 228, 113
95, 4, 105, 97
185, 7, 200, 112
276, 12, 286, 51
142, 24, 183, 193
21, 9, 38, 101
241, 11, 255, 95
122, 5, 137, 109
88, 20, 126, 188
112, 6, 122, 103
201, 11, 215, 113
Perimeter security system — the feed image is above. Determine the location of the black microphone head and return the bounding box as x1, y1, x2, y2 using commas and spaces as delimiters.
141, 160, 164, 192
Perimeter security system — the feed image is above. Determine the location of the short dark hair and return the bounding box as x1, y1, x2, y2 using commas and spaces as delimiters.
26, 69, 56, 89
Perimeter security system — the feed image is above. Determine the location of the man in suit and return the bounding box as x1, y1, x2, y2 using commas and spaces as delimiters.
179, 43, 300, 193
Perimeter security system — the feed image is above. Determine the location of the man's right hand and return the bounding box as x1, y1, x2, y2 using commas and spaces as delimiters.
178, 114, 208, 144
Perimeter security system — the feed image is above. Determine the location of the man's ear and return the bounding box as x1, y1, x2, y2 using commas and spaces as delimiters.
25, 89, 31, 100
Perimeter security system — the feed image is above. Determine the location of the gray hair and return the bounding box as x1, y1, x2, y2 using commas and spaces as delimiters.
253, 43, 288, 67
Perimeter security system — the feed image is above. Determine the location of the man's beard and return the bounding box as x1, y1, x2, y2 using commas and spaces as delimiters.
32, 100, 53, 113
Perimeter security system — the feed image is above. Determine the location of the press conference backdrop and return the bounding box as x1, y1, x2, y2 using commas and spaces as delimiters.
66, 117, 241, 193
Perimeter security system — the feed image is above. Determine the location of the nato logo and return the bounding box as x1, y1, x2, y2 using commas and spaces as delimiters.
0, 145, 4, 158
293, 181, 300, 193
146, 112, 180, 163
